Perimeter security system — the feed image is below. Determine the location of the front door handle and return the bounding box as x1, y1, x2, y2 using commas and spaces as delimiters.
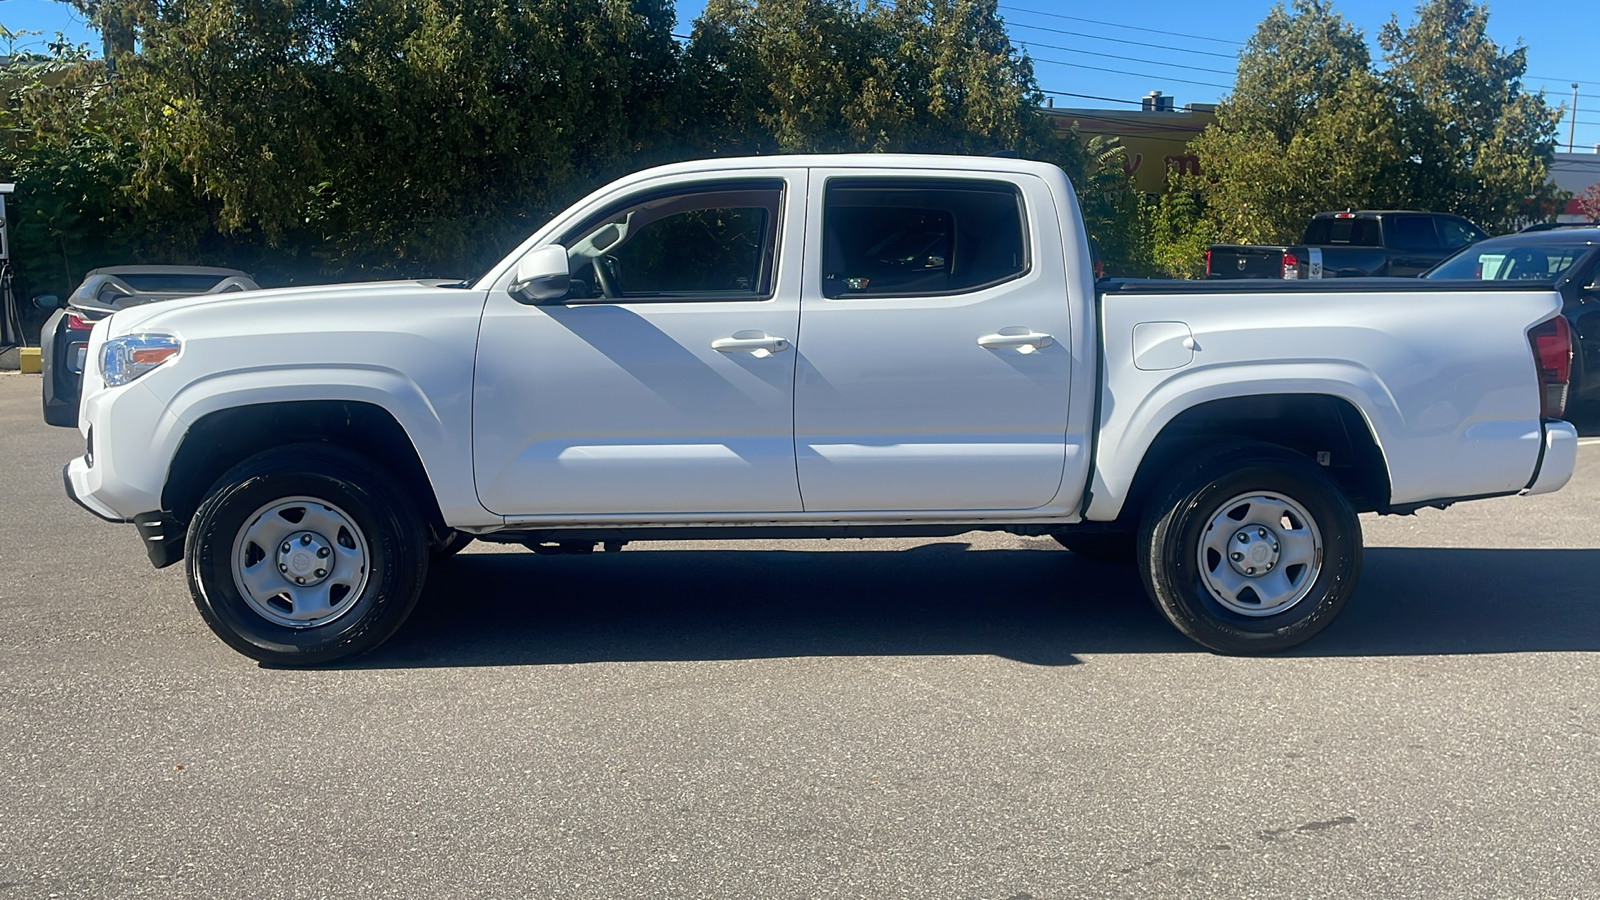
712, 331, 791, 356
978, 329, 1054, 353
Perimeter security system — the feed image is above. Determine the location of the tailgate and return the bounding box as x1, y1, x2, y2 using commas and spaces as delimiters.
1206, 245, 1292, 279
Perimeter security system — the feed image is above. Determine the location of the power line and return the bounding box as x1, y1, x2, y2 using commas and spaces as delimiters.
1030, 54, 1233, 91
999, 3, 1243, 47
1007, 20, 1238, 60
1017, 39, 1235, 76
1039, 89, 1145, 107
1530, 76, 1600, 87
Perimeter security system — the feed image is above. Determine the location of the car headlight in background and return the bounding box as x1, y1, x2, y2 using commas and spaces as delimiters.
101, 334, 181, 387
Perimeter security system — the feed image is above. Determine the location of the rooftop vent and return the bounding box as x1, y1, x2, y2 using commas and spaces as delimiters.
1143, 91, 1175, 112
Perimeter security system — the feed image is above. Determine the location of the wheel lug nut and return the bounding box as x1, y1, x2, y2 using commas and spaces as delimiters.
314, 569, 326, 578
279, 563, 288, 572
281, 543, 291, 553
300, 534, 312, 545
295, 576, 305, 584
1237, 534, 1248, 543
1246, 567, 1255, 574
1231, 552, 1244, 561
1257, 527, 1267, 538
317, 547, 330, 558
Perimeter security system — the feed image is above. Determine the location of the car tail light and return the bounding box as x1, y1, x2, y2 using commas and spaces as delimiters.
65, 312, 94, 331
1528, 316, 1572, 418
1205, 249, 1212, 276
1281, 252, 1299, 280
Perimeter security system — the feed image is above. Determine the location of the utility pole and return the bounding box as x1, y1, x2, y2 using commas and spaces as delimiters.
1572, 84, 1580, 154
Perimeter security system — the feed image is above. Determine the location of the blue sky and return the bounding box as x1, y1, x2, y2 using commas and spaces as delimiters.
2, 0, 1594, 151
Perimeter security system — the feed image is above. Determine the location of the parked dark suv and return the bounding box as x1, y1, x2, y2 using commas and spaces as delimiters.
40, 266, 258, 426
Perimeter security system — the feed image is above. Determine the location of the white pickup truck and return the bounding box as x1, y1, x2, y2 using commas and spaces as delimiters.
63, 154, 1579, 665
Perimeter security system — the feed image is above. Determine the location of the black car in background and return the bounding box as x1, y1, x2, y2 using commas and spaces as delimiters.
40, 266, 258, 426
1207, 210, 1489, 280
1423, 227, 1600, 411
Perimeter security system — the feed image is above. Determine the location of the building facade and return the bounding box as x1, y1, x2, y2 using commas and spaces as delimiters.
1044, 92, 1217, 195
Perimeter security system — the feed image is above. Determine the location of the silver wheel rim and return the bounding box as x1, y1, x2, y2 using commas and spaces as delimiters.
230, 496, 371, 629
1197, 491, 1324, 617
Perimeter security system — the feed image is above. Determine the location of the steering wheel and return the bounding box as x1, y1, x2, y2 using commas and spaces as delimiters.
592, 255, 620, 298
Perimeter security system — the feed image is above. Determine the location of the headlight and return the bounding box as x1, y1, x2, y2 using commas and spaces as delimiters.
101, 333, 182, 387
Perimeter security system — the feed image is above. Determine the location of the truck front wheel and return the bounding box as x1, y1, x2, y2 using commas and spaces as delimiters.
184, 444, 430, 666
1138, 445, 1362, 654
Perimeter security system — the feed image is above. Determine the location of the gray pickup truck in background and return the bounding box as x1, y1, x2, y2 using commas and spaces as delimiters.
1206, 210, 1488, 280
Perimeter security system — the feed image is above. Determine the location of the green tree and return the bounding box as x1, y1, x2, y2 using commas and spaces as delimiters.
684, 0, 895, 153
684, 0, 1139, 266
685, 0, 1047, 156
1138, 179, 1214, 280
1225, 0, 1371, 145
1189, 0, 1401, 246
0, 29, 161, 306
1378, 0, 1561, 230
11, 0, 1137, 287
63, 0, 684, 279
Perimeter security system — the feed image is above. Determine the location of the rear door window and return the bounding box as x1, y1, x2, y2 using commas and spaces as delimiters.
1387, 216, 1441, 251
821, 180, 1028, 298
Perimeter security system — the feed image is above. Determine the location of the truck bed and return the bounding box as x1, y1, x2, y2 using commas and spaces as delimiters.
1100, 277, 1557, 295
1088, 277, 1566, 523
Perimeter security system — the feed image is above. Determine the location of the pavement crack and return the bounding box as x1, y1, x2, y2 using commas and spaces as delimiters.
1258, 815, 1358, 842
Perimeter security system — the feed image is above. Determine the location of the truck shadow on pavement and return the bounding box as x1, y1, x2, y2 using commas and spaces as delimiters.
352, 545, 1600, 668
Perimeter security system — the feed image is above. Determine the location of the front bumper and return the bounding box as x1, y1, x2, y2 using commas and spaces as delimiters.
63, 458, 127, 522
1524, 419, 1578, 495
63, 462, 185, 568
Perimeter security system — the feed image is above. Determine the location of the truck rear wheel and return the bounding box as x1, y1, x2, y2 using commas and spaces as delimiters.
184, 444, 429, 666
1138, 444, 1362, 654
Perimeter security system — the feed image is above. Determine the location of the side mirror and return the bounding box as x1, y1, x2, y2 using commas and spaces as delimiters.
33, 294, 60, 310
509, 245, 570, 304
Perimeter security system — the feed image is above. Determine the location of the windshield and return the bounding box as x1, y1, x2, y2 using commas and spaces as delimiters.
1425, 241, 1594, 281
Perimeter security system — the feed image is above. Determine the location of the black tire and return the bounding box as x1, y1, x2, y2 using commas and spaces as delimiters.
1137, 443, 1362, 655
432, 530, 475, 558
1052, 530, 1137, 562
184, 443, 430, 666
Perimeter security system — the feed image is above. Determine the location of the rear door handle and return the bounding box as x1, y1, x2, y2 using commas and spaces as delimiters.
978, 330, 1054, 352
712, 332, 791, 356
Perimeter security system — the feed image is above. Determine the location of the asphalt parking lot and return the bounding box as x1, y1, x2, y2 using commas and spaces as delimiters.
2, 370, 1599, 899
